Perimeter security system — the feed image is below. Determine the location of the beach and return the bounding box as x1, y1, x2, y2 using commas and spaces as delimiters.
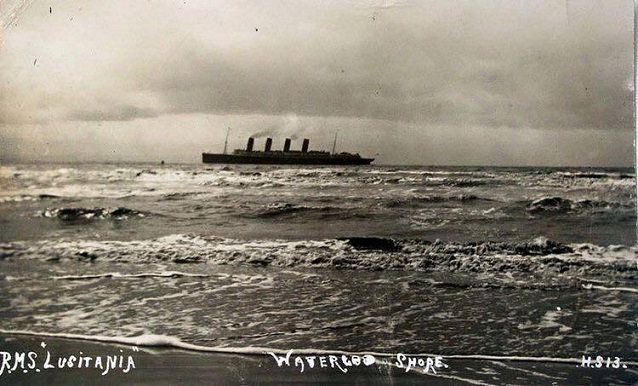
1, 334, 637, 385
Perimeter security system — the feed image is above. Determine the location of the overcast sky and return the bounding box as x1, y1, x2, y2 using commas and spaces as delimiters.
0, 0, 634, 166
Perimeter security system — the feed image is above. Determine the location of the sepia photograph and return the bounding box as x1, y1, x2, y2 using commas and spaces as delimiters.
0, 0, 636, 384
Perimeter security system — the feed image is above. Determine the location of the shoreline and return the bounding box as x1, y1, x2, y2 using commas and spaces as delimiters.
0, 334, 636, 385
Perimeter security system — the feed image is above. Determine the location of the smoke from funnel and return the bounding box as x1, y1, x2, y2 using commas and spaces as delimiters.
249, 115, 306, 140
250, 130, 301, 140
250, 130, 275, 138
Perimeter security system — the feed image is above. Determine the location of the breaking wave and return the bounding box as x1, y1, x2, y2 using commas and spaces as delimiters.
425, 178, 494, 187
526, 197, 634, 214
555, 171, 635, 180
51, 271, 209, 281
0, 194, 62, 203
40, 207, 146, 221
0, 235, 635, 281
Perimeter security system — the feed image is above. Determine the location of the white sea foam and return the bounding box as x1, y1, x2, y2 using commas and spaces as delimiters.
1, 329, 630, 366
538, 309, 573, 333
581, 284, 638, 293
52, 271, 209, 281
1, 235, 636, 284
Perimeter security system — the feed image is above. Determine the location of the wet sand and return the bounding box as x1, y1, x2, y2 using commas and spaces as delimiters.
0, 334, 636, 385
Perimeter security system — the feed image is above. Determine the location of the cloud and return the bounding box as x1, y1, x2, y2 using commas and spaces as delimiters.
0, 0, 633, 131
66, 105, 159, 122
146, 1, 633, 130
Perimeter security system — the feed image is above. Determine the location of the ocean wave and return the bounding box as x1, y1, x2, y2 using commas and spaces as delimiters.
41, 207, 145, 221
135, 169, 158, 177
383, 194, 489, 208
581, 284, 638, 293
526, 197, 634, 214
4, 166, 634, 204
3, 166, 143, 183
338, 237, 401, 252
0, 235, 635, 279
425, 178, 494, 187
251, 203, 370, 219
51, 271, 209, 281
160, 191, 211, 200
402, 278, 627, 292
0, 194, 62, 203
555, 171, 635, 180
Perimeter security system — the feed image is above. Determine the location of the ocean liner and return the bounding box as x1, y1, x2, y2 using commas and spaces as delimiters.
202, 135, 374, 165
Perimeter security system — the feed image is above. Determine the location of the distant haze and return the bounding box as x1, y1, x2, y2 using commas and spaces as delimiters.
0, 0, 634, 166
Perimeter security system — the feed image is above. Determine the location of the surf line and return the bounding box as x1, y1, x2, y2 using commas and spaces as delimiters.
51, 271, 210, 281
0, 329, 636, 369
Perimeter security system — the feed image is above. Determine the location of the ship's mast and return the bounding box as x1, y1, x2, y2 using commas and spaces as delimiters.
331, 130, 339, 155
223, 127, 230, 154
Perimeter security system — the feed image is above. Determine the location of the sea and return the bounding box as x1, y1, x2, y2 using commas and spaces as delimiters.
0, 163, 636, 384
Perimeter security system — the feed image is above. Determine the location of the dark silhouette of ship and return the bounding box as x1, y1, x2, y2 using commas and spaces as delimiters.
202, 135, 374, 165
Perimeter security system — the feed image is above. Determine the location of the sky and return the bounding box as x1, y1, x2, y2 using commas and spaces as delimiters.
0, 0, 634, 166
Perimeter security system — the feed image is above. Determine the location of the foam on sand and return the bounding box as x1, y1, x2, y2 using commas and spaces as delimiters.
2, 328, 634, 366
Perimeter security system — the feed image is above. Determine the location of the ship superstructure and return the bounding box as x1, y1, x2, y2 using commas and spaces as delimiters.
202, 137, 374, 165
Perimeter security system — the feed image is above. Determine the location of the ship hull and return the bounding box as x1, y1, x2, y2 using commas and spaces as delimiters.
202, 153, 374, 165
